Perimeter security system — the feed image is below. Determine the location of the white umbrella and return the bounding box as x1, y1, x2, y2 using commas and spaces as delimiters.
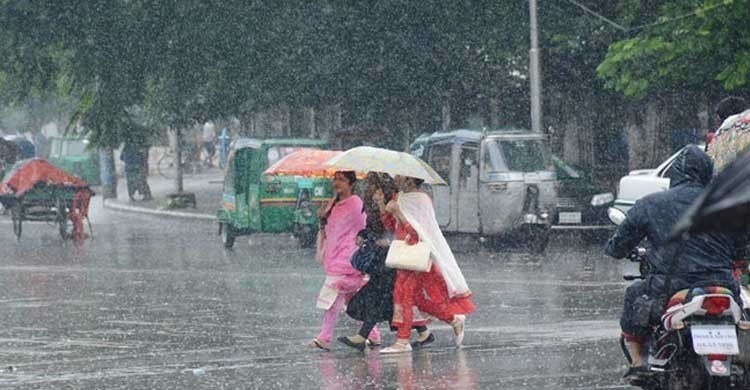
326, 146, 446, 185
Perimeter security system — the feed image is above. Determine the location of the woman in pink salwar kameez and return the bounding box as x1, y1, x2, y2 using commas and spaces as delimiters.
307, 171, 378, 350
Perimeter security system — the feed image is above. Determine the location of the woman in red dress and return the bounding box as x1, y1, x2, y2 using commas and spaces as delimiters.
375, 175, 475, 354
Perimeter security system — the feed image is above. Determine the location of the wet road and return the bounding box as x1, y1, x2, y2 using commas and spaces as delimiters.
0, 203, 637, 389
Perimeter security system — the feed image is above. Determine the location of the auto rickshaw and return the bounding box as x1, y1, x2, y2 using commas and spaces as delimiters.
216, 138, 328, 248
48, 137, 101, 186
410, 129, 558, 252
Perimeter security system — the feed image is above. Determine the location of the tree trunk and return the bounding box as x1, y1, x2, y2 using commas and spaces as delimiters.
307, 106, 317, 138
489, 97, 500, 128
175, 128, 184, 193
441, 95, 451, 131
99, 149, 117, 199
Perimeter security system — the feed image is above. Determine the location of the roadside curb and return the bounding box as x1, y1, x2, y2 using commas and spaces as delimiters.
103, 199, 216, 221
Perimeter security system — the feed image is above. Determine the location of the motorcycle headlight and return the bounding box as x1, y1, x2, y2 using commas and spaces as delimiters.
590, 192, 614, 207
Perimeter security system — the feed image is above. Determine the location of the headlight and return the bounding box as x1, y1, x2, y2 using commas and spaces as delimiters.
591, 192, 614, 207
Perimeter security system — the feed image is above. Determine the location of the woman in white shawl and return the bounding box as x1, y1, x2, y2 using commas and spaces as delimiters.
377, 175, 475, 354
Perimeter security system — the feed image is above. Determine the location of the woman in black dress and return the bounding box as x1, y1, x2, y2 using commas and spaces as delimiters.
337, 173, 433, 351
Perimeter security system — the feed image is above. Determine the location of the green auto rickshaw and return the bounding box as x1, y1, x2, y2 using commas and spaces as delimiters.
217, 138, 329, 248
48, 137, 101, 186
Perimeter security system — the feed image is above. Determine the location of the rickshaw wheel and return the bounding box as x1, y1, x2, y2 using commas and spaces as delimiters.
57, 199, 68, 240
11, 206, 22, 240
297, 229, 316, 248
157, 153, 176, 179
221, 223, 235, 249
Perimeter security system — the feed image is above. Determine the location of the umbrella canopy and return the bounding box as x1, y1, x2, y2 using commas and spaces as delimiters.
263, 149, 352, 178
671, 148, 750, 237
707, 109, 750, 173
326, 146, 446, 185
0, 158, 90, 197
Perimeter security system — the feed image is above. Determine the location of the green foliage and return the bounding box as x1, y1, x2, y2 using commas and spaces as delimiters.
11, 0, 741, 147
597, 0, 750, 97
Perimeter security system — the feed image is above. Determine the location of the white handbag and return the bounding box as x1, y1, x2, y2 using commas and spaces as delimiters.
385, 239, 432, 272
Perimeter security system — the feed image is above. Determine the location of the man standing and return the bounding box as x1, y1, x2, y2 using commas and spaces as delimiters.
120, 140, 152, 201
202, 121, 216, 167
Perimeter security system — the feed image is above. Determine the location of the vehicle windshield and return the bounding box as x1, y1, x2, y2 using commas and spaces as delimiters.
483, 139, 549, 173
551, 155, 581, 179
63, 140, 88, 156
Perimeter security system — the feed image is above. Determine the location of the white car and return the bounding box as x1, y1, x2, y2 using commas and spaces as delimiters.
612, 147, 696, 214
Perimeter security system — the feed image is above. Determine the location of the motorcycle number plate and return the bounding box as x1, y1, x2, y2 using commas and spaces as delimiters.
691, 325, 739, 355
558, 212, 582, 224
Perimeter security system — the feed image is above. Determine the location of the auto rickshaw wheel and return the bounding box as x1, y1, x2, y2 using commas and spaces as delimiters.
297, 228, 316, 248
221, 223, 235, 249
522, 226, 549, 255
11, 205, 22, 240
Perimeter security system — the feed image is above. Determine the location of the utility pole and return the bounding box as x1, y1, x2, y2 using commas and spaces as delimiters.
175, 128, 183, 193
529, 0, 543, 133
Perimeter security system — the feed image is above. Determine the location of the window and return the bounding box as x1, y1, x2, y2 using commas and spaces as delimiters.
483, 139, 548, 173
427, 144, 452, 182
459, 146, 479, 188
266, 146, 306, 168
63, 140, 89, 156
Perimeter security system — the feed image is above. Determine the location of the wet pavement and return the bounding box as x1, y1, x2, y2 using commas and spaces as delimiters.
108, 168, 224, 217
0, 202, 637, 389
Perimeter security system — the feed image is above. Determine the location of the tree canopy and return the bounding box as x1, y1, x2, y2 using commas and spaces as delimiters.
0, 0, 747, 149
597, 0, 750, 97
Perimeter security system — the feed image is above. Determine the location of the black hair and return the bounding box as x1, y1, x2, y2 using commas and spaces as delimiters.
337, 170, 357, 186
411, 178, 424, 188
715, 96, 747, 122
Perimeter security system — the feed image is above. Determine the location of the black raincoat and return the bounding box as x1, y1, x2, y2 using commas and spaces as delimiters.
606, 145, 747, 336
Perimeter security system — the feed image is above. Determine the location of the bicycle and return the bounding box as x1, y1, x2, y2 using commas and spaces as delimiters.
157, 145, 203, 179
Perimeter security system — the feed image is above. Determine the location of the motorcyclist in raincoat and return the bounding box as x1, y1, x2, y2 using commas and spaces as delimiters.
606, 145, 748, 380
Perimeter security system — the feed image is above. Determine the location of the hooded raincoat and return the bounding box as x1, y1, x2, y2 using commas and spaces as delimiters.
606, 145, 747, 339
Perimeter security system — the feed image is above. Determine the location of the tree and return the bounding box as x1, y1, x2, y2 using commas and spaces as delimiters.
597, 0, 750, 98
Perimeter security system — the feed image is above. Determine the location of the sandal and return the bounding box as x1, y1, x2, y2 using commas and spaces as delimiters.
380, 342, 412, 354
623, 366, 652, 386
451, 314, 466, 347
337, 336, 366, 352
411, 332, 435, 349
366, 339, 382, 348
306, 338, 330, 351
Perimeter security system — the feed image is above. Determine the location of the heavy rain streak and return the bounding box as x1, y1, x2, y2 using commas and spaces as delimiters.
0, 1, 749, 389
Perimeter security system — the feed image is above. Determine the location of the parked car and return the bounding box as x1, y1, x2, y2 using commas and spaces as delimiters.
612, 147, 689, 214
48, 137, 101, 186
550, 155, 614, 234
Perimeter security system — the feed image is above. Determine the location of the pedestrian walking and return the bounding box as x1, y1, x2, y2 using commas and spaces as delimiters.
120, 140, 152, 201
378, 175, 475, 354
337, 173, 431, 352
307, 171, 376, 350
202, 121, 216, 166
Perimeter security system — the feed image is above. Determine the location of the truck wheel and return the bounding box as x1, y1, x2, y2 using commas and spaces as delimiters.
222, 223, 236, 249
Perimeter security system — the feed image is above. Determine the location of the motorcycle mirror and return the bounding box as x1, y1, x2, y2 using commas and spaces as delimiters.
608, 207, 627, 226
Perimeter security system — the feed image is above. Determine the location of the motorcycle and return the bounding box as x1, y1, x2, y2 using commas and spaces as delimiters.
608, 207, 750, 389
